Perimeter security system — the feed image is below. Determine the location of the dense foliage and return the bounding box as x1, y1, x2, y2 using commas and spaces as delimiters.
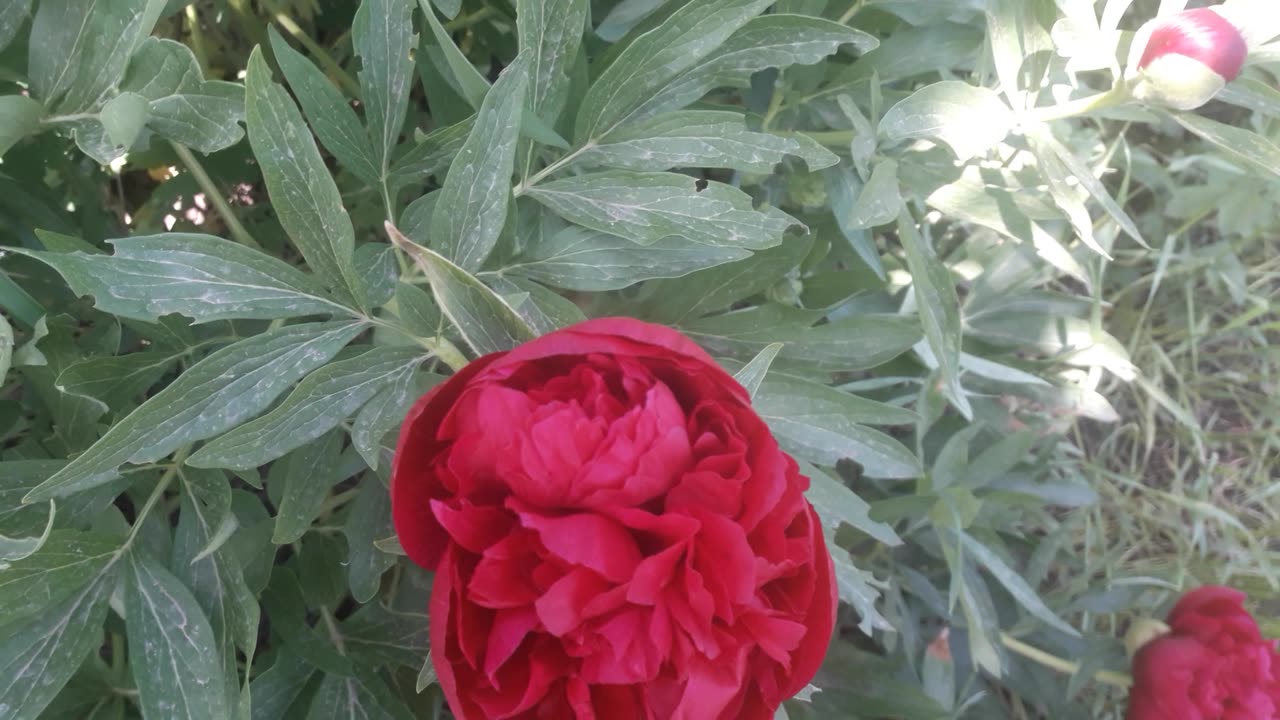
0, 0, 1276, 718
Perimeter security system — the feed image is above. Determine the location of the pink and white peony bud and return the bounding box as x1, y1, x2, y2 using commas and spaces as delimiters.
1129, 8, 1248, 110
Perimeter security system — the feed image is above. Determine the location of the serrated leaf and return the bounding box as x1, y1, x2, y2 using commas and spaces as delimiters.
345, 473, 398, 602
14, 233, 346, 323
117, 38, 246, 153
246, 47, 367, 309
354, 0, 416, 175
575, 0, 775, 141
28, 0, 164, 114
0, 95, 44, 158
518, 0, 589, 123
682, 304, 923, 372
430, 55, 529, 271
270, 431, 346, 545
527, 171, 801, 249
127, 551, 229, 720
731, 342, 782, 399
270, 27, 380, 187
504, 224, 749, 291
388, 223, 536, 355
880, 82, 1014, 161
25, 321, 365, 501
636, 14, 878, 121
579, 110, 838, 172
0, 561, 117, 720
898, 210, 971, 419
189, 346, 426, 470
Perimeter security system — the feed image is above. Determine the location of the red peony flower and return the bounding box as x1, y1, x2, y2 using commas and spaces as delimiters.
1127, 586, 1280, 720
1131, 7, 1248, 110
391, 317, 836, 719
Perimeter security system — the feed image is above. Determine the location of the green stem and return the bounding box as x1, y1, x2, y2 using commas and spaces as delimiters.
1000, 632, 1134, 689
513, 144, 594, 196
123, 447, 190, 549
1028, 81, 1136, 123
260, 0, 361, 97
838, 0, 865, 24
185, 5, 209, 75
169, 141, 263, 251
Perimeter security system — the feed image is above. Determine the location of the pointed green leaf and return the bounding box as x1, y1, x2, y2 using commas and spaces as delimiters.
127, 552, 229, 720
518, 0, 588, 123
848, 159, 902, 229
25, 321, 365, 501
880, 82, 1014, 161
526, 171, 802, 249
341, 602, 429, 668
98, 92, 149, 150
0, 0, 31, 53
55, 349, 184, 412
345, 472, 398, 602
579, 110, 838, 172
245, 47, 367, 309
388, 117, 471, 188
574, 0, 775, 141
417, 0, 489, 108
13, 233, 346, 323
354, 0, 417, 174
351, 371, 437, 470
305, 671, 414, 720
898, 210, 971, 418
0, 531, 119, 628
805, 465, 902, 547
388, 223, 536, 355
430, 55, 528, 271
952, 529, 1080, 637
731, 342, 782, 399
270, 27, 380, 186
1028, 125, 1143, 249
270, 432, 346, 545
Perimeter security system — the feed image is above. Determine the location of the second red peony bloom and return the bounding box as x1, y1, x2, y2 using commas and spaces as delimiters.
391, 317, 836, 719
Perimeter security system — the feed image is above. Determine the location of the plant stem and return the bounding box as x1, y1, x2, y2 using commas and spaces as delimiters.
185, 4, 209, 75
838, 0, 865, 24
1000, 632, 1134, 689
513, 144, 593, 195
123, 447, 190, 549
169, 141, 263, 251
1028, 80, 1137, 123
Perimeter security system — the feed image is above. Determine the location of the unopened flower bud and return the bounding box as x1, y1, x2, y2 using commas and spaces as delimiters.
1130, 8, 1248, 110
1124, 617, 1172, 658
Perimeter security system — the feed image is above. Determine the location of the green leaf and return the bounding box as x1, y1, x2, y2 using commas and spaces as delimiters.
488, 275, 588, 334
245, 47, 367, 309
0, 311, 11, 383
0, 95, 43, 158
430, 55, 529, 271
757, 380, 921, 478
639, 236, 813, 324
829, 543, 892, 634
416, 0, 489, 108
682, 304, 924, 372
269, 431, 346, 545
805, 466, 902, 547
351, 371, 433, 470
575, 0, 776, 141
189, 347, 426, 470
270, 27, 380, 187
173, 468, 260, 717
579, 110, 838, 172
388, 223, 536, 355
99, 91, 150, 150
731, 342, 783, 400
354, 0, 417, 175
388, 118, 471, 189
127, 551, 230, 720
898, 210, 971, 418
0, 0, 31, 53
119, 38, 246, 154
504, 224, 749, 291
527, 171, 801, 249
1028, 125, 1143, 249
880, 82, 1014, 161
0, 531, 119, 628
345, 472, 398, 602
341, 602, 429, 668
517, 0, 589, 122
25, 321, 365, 501
847, 159, 902, 229
636, 14, 878, 121
1171, 111, 1280, 179
1025, 129, 1111, 259
825, 165, 886, 279
0, 560, 117, 720
28, 0, 164, 114
249, 655, 316, 720
55, 349, 183, 412
14, 233, 346, 323
0, 500, 54, 561
951, 529, 1080, 638
1218, 77, 1280, 116
305, 671, 414, 720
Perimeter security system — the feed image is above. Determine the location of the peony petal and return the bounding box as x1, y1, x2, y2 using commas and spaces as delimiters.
536, 567, 611, 637
484, 606, 540, 679
519, 509, 644, 583
431, 499, 515, 554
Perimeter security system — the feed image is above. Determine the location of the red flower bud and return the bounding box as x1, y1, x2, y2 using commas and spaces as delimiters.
1132, 8, 1248, 110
